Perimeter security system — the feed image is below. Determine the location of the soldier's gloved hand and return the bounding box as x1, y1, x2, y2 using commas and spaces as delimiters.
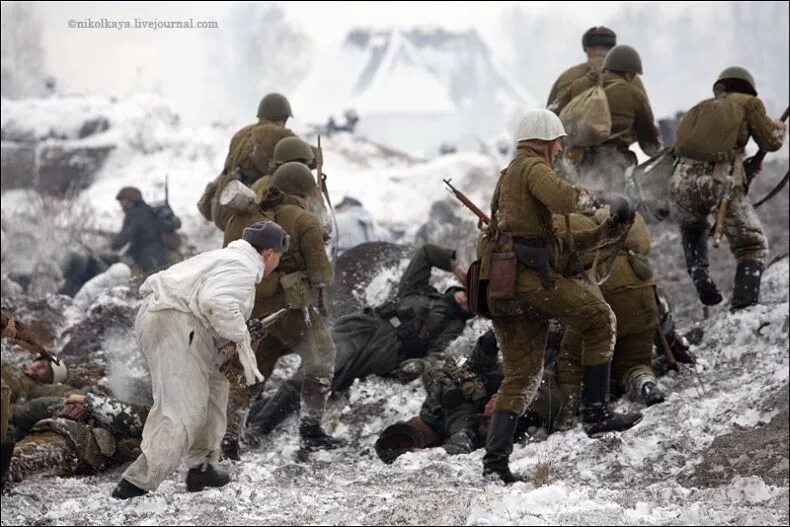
595, 191, 635, 224
443, 428, 478, 455
396, 359, 426, 384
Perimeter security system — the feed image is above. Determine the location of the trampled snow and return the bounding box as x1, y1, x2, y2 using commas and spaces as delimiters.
1, 261, 787, 525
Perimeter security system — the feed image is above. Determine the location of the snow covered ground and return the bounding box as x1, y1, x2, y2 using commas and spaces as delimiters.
1, 260, 788, 525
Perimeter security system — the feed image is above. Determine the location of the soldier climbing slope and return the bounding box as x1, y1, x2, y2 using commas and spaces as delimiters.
551, 45, 661, 191
546, 26, 646, 107
222, 163, 341, 461
474, 109, 642, 484
198, 93, 299, 231
669, 66, 786, 311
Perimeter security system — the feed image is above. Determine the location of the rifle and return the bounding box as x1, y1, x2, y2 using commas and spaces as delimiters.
754, 170, 789, 209
221, 306, 291, 356
712, 173, 733, 249
315, 135, 324, 201
744, 106, 789, 189
1, 310, 61, 365
165, 174, 170, 205
443, 179, 490, 225
313, 133, 338, 291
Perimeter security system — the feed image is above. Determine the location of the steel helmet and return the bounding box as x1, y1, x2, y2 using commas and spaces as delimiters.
715, 66, 757, 96
48, 359, 69, 384
272, 161, 316, 196
257, 93, 293, 120
273, 137, 315, 166
516, 109, 567, 142
603, 45, 643, 75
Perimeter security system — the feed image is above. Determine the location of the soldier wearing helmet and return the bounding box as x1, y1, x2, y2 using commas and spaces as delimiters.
669, 66, 786, 311
551, 44, 661, 191
546, 26, 648, 106
475, 109, 642, 483
221, 161, 340, 461
111, 186, 166, 275
248, 136, 318, 200
199, 92, 313, 231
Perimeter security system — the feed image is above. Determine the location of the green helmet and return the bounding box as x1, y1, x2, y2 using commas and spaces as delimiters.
272, 161, 316, 196
273, 137, 315, 168
582, 26, 616, 49
603, 45, 643, 75
375, 422, 425, 464
715, 66, 757, 96
257, 93, 293, 120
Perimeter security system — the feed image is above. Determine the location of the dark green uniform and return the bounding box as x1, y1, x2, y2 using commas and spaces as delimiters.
375, 329, 563, 462
247, 244, 473, 436
110, 201, 166, 275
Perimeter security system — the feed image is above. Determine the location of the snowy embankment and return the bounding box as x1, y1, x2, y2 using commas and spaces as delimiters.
1, 94, 500, 286
1, 260, 787, 526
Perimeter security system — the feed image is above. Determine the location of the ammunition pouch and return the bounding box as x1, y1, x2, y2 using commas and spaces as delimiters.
280, 271, 312, 310
627, 250, 654, 282
487, 252, 517, 300
513, 238, 555, 290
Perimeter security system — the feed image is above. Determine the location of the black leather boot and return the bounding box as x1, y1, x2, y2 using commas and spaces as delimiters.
581, 364, 643, 438
682, 228, 722, 306
186, 463, 231, 492
1, 441, 15, 493
482, 410, 520, 484
731, 259, 764, 311
299, 418, 345, 454
248, 381, 302, 437
640, 381, 666, 407
111, 479, 148, 500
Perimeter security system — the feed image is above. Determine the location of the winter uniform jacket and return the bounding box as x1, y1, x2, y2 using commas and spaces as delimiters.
139, 239, 265, 384
111, 201, 166, 275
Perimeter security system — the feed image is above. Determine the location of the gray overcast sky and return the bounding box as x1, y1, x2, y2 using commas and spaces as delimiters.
27, 1, 757, 126
36, 1, 657, 95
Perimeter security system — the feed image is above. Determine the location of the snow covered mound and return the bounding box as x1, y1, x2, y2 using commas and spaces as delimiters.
1, 259, 787, 525
292, 27, 536, 156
